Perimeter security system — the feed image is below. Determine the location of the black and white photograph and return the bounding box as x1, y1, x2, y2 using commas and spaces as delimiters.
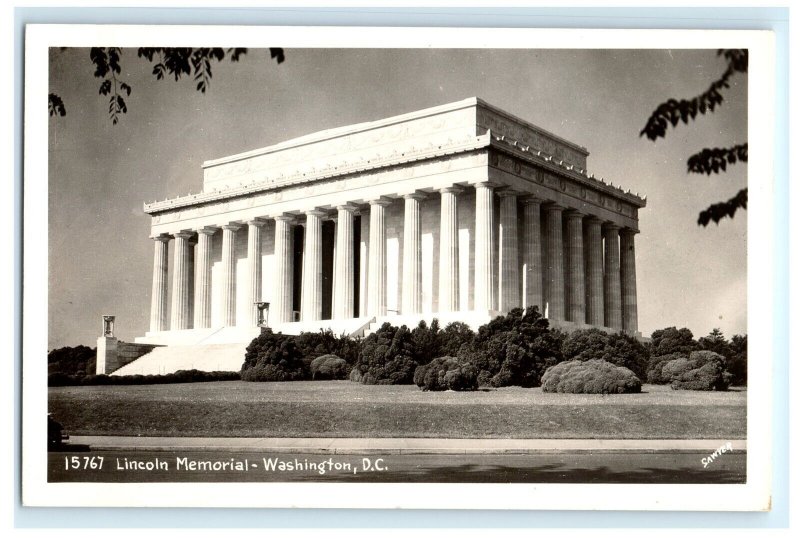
22, 24, 775, 511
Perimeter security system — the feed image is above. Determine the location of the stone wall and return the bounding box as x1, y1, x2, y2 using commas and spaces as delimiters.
96, 336, 162, 375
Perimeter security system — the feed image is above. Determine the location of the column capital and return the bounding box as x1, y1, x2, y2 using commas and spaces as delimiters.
368, 197, 393, 207
542, 202, 565, 212
402, 191, 427, 201
584, 215, 605, 226
247, 218, 267, 227
173, 231, 194, 240
620, 227, 640, 237
496, 188, 522, 198
150, 234, 171, 243
272, 213, 297, 224
564, 209, 585, 220
196, 226, 217, 236
520, 195, 545, 206
439, 185, 464, 195
336, 203, 359, 213
221, 223, 242, 232
305, 208, 328, 218
603, 222, 622, 232
473, 180, 500, 189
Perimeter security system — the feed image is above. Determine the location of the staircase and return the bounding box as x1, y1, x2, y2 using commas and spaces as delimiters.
111, 342, 250, 376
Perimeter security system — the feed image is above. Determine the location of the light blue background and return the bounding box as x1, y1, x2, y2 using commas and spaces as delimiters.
14, 6, 790, 529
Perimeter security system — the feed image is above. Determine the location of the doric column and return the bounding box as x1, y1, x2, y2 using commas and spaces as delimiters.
301, 209, 326, 322
542, 203, 565, 321
521, 197, 543, 315
620, 228, 639, 333
402, 192, 426, 314
220, 223, 241, 327
498, 190, 520, 312
149, 236, 169, 332
603, 223, 623, 330
247, 219, 266, 326
367, 198, 392, 317
584, 217, 605, 326
333, 204, 357, 319
170, 231, 193, 330
438, 186, 462, 313
273, 215, 295, 324
193, 228, 215, 329
474, 182, 496, 311
565, 210, 586, 324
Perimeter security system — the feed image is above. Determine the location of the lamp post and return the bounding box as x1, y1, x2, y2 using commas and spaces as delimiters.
255, 302, 270, 328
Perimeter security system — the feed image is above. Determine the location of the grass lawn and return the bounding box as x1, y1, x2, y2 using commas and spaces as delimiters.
48, 381, 746, 439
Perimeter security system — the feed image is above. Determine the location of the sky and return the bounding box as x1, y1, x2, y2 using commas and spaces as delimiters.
47, 47, 748, 349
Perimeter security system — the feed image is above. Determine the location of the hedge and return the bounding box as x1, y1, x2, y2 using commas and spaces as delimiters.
241, 329, 307, 381
310, 354, 349, 380
47, 369, 240, 387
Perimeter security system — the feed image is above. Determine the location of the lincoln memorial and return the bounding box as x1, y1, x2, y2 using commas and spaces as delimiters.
107, 98, 646, 374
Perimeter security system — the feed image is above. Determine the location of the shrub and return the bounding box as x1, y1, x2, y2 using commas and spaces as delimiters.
438, 322, 475, 357
561, 329, 649, 380
463, 307, 563, 388
295, 329, 361, 366
310, 354, 349, 380
241, 329, 307, 382
411, 319, 443, 366
664, 350, 732, 391
648, 327, 700, 357
541, 359, 642, 394
413, 356, 478, 391
727, 334, 747, 386
48, 345, 96, 376
352, 323, 419, 384
646, 353, 686, 384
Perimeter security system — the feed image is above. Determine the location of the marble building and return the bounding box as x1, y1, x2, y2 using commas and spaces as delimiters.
116, 98, 645, 373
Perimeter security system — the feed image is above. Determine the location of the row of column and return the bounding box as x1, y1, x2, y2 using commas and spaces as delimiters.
150, 185, 638, 333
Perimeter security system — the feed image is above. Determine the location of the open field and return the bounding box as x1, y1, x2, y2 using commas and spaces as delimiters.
48, 381, 746, 439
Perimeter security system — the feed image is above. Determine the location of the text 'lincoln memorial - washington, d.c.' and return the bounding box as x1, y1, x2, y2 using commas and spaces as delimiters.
98, 98, 646, 375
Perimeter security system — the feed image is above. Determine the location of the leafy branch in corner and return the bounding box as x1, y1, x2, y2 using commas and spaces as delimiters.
640, 49, 748, 226
49, 47, 284, 124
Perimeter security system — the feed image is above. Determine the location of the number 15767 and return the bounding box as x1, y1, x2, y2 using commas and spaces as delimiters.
64, 456, 104, 470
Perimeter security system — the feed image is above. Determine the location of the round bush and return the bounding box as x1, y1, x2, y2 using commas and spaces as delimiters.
352, 323, 418, 384
310, 354, 349, 380
663, 350, 732, 391
241, 329, 307, 382
541, 359, 642, 394
646, 353, 686, 384
413, 356, 478, 391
